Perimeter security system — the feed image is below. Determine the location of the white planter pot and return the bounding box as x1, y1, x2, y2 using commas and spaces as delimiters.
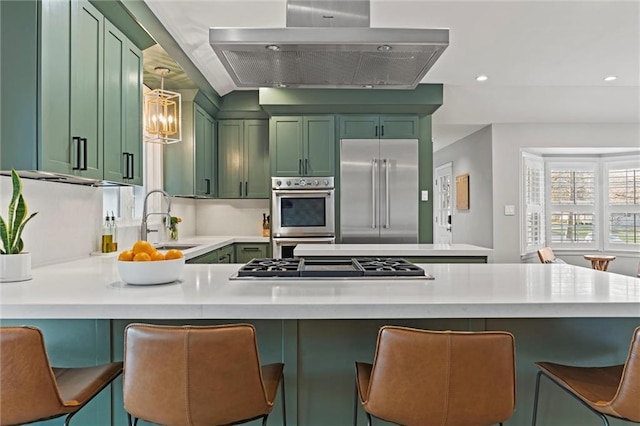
0, 252, 32, 282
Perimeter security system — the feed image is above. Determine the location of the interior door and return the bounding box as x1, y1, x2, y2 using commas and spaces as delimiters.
340, 139, 380, 243
435, 162, 453, 244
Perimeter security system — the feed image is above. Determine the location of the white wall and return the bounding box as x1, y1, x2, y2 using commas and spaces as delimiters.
196, 198, 270, 236
433, 125, 493, 248
491, 123, 640, 274
0, 176, 102, 266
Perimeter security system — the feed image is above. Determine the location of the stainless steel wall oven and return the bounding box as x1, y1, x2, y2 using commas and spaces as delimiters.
271, 177, 335, 257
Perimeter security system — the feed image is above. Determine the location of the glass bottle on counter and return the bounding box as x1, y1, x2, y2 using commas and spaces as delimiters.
101, 213, 112, 253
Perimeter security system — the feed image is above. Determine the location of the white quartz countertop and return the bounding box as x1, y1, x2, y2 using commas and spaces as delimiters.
294, 244, 493, 258
1, 252, 639, 319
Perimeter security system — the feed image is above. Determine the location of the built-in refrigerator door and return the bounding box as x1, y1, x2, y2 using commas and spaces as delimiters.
340, 139, 380, 243
379, 139, 419, 243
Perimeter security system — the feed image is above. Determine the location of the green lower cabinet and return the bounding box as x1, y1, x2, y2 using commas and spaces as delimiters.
186, 249, 219, 264
217, 245, 234, 263
235, 243, 269, 263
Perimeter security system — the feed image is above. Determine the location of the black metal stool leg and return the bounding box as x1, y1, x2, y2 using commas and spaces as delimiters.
532, 370, 543, 426
353, 378, 359, 426
281, 378, 287, 426
366, 412, 373, 426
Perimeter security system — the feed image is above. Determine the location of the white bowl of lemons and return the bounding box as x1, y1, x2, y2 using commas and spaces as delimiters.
117, 241, 185, 285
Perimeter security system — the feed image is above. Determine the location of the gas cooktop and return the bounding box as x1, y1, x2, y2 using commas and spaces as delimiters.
232, 258, 434, 280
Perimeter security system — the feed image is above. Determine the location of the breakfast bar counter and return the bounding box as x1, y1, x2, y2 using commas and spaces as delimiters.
0, 258, 638, 319
1, 258, 639, 426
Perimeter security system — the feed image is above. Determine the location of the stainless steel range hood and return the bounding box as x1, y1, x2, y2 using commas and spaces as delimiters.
209, 0, 448, 89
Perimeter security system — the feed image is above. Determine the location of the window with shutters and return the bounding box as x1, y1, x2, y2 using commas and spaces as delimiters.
605, 160, 640, 249
521, 153, 639, 254
522, 154, 545, 253
546, 161, 597, 248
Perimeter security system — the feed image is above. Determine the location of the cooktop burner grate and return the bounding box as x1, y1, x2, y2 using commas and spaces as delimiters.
354, 258, 426, 276
235, 257, 429, 278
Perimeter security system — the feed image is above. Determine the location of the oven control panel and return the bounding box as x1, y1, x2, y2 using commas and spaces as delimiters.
272, 177, 334, 189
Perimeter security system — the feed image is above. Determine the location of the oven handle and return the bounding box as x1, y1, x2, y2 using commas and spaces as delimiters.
273, 237, 336, 244
273, 190, 333, 196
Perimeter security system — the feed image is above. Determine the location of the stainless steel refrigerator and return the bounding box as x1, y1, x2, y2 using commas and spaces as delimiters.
340, 139, 419, 243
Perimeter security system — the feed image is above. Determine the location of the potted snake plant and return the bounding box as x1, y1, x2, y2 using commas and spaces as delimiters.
0, 170, 38, 282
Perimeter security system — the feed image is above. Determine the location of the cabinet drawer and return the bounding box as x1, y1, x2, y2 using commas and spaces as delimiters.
234, 243, 269, 264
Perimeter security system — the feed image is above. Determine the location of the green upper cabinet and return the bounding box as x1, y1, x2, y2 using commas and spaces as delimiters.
0, 0, 143, 183
218, 120, 269, 198
103, 21, 143, 185
270, 115, 335, 177
164, 99, 216, 197
195, 105, 216, 197
339, 115, 419, 139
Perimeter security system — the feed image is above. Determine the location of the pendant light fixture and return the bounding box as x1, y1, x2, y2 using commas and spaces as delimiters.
144, 67, 182, 144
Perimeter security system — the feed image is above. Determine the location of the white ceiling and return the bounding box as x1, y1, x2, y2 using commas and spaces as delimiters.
143, 0, 640, 150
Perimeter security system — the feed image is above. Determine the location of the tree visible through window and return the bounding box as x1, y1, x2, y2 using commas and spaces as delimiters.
607, 164, 640, 245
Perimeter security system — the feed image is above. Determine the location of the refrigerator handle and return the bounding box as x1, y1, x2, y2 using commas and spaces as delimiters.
384, 158, 390, 228
371, 159, 377, 228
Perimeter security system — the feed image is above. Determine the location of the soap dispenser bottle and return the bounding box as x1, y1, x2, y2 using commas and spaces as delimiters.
110, 211, 118, 252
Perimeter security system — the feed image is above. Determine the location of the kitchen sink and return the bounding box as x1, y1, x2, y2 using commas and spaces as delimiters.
154, 243, 199, 250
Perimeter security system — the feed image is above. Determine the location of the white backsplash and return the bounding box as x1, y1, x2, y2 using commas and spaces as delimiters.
0, 175, 267, 266
0, 176, 102, 266
196, 199, 270, 236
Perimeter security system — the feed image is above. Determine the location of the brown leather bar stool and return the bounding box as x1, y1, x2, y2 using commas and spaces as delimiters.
354, 326, 516, 426
532, 326, 640, 426
123, 323, 286, 426
0, 326, 123, 426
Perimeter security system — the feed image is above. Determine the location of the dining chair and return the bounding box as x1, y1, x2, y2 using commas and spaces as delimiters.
123, 323, 286, 426
0, 326, 123, 426
537, 247, 565, 264
532, 326, 640, 426
354, 326, 516, 426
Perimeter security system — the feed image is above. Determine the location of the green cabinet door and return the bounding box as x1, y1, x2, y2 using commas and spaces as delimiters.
40, 0, 73, 174
123, 41, 143, 185
380, 115, 419, 139
339, 115, 419, 140
244, 120, 269, 198
219, 120, 269, 198
271, 116, 335, 177
235, 243, 268, 264
303, 115, 334, 177
195, 105, 215, 197
70, 0, 104, 179
338, 116, 379, 139
218, 120, 244, 198
270, 117, 304, 177
217, 245, 235, 263
103, 21, 126, 183
186, 249, 219, 264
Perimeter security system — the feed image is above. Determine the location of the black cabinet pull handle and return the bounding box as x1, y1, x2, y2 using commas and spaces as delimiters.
245, 181, 248, 197
381, 125, 384, 137
299, 159, 302, 175
123, 152, 129, 178
129, 153, 134, 179
243, 247, 261, 251
239, 181, 242, 197
205, 178, 211, 194
375, 125, 378, 137
81, 138, 88, 170
72, 137, 81, 170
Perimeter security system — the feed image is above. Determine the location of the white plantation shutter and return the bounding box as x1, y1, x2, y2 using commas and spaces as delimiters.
522, 154, 545, 253
546, 161, 597, 247
605, 159, 640, 248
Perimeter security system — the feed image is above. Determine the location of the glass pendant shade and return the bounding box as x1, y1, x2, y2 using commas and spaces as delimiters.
144, 68, 182, 144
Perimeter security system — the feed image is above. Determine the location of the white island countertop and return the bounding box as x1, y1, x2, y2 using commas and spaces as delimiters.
1, 254, 639, 319
294, 243, 493, 259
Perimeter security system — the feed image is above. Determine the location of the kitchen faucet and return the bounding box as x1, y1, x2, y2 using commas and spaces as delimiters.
140, 189, 172, 241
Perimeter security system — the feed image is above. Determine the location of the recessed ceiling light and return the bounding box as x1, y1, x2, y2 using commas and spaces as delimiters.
377, 45, 392, 52
363, 84, 374, 88
265, 45, 280, 51
275, 83, 288, 88
476, 75, 488, 82
604, 76, 617, 82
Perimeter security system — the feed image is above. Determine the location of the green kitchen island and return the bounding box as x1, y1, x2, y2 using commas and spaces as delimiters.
1, 256, 639, 426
